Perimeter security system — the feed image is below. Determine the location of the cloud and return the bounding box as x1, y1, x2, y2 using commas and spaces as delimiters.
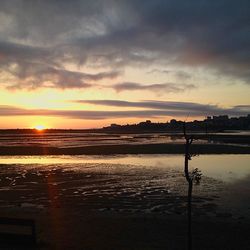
147, 69, 192, 81
0, 0, 249, 85
0, 41, 120, 89
0, 99, 249, 120
0, 105, 212, 120
74, 99, 250, 117
111, 82, 196, 93
68, 0, 250, 83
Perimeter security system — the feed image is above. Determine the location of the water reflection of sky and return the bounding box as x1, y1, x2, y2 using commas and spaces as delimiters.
0, 154, 249, 183
1, 154, 250, 217
3, 132, 249, 147
0, 133, 185, 147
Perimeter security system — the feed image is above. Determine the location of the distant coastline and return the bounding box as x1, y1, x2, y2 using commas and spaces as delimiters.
0, 114, 249, 155
0, 114, 249, 133
102, 114, 250, 132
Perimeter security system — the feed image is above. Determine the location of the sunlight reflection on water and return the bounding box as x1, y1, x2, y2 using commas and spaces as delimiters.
0, 154, 249, 183
0, 154, 250, 217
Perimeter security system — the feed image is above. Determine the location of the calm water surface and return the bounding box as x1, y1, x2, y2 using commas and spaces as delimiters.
0, 154, 249, 183
3, 131, 249, 147
0, 132, 184, 147
0, 154, 249, 217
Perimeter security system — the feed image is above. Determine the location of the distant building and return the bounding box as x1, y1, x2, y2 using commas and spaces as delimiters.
139, 120, 152, 126
170, 119, 177, 125
212, 115, 229, 121
110, 123, 120, 128
102, 114, 250, 131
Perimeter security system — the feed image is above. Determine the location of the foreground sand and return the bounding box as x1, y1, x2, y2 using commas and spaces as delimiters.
1, 208, 249, 250
0, 163, 249, 249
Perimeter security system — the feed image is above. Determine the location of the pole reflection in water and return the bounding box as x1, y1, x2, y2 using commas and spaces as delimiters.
183, 122, 202, 250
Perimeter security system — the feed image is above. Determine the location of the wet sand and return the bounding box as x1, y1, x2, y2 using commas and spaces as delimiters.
1, 143, 250, 155
0, 163, 249, 249
1, 209, 250, 250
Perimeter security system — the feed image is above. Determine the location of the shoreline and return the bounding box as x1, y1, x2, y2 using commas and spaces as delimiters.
0, 143, 250, 155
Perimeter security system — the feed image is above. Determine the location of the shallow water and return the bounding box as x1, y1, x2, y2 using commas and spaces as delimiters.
0, 132, 184, 147
0, 162, 221, 216
2, 131, 249, 148
1, 154, 249, 183
0, 154, 250, 217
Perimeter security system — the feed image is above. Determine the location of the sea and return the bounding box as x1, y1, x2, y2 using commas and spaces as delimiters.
0, 131, 250, 217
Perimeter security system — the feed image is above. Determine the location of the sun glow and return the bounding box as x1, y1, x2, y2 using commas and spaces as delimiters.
34, 125, 46, 131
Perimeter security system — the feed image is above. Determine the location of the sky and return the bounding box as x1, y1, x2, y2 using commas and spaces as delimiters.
0, 0, 250, 129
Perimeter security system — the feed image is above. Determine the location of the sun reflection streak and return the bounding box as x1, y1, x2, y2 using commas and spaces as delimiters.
45, 171, 67, 248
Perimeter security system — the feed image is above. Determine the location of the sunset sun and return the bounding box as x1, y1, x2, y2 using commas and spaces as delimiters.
34, 125, 46, 131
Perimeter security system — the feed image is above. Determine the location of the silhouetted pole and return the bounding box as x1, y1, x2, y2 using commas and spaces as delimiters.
183, 122, 202, 250
184, 122, 193, 250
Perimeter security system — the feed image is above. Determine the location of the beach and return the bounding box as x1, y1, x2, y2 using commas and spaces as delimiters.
2, 208, 250, 249
0, 131, 250, 249
0, 153, 250, 249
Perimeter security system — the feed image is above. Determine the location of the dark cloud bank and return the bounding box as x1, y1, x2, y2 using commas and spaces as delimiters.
112, 82, 195, 93
0, 0, 250, 89
1, 100, 249, 120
